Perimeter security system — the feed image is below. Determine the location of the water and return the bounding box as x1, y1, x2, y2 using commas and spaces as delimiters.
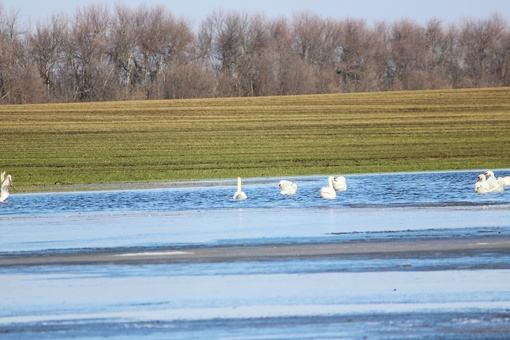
1, 170, 510, 339
2, 170, 509, 217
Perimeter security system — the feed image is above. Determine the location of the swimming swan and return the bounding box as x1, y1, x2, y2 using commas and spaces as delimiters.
332, 176, 347, 192
485, 170, 509, 189
278, 180, 297, 195
483, 171, 505, 192
233, 177, 247, 200
474, 174, 491, 193
0, 171, 15, 203
320, 176, 336, 199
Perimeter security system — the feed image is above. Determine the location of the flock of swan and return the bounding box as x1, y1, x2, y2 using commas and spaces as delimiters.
0, 170, 507, 204
233, 175, 347, 200
233, 170, 509, 200
475, 170, 510, 193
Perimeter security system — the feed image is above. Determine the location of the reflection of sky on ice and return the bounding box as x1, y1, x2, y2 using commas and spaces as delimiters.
2, 206, 510, 253
1, 170, 510, 338
2, 269, 510, 323
2, 258, 510, 337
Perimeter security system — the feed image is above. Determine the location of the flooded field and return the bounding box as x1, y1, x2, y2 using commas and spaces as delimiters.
1, 170, 510, 338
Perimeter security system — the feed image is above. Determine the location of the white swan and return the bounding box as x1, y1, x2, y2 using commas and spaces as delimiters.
474, 174, 491, 193
233, 177, 247, 200
332, 176, 347, 192
320, 176, 336, 199
278, 180, 297, 195
485, 170, 509, 189
0, 171, 15, 203
483, 171, 505, 192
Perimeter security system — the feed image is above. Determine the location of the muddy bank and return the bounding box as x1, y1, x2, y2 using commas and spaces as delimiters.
2, 234, 510, 267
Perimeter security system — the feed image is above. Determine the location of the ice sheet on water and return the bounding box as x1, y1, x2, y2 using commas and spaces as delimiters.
2, 205, 510, 253
2, 269, 510, 323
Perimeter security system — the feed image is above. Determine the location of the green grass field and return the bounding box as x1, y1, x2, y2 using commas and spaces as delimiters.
1, 87, 510, 192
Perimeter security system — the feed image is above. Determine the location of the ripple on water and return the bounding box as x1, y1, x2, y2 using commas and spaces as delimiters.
1, 170, 509, 216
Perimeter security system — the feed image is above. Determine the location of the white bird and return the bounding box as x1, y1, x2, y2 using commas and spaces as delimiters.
233, 177, 247, 200
332, 176, 347, 192
474, 174, 491, 193
483, 171, 505, 192
278, 180, 297, 195
320, 176, 336, 199
485, 170, 510, 188
0, 171, 15, 203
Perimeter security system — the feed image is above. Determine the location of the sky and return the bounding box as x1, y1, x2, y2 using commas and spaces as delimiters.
4, 0, 510, 28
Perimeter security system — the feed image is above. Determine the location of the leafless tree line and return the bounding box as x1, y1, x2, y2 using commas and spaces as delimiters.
1, 2, 509, 104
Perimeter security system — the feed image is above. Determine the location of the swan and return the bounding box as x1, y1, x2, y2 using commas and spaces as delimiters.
233, 177, 247, 200
474, 174, 491, 193
278, 180, 297, 195
320, 176, 336, 199
485, 170, 510, 188
332, 176, 347, 192
0, 171, 15, 203
483, 171, 505, 192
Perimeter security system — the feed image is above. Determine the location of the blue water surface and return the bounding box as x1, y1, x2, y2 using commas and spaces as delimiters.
1, 170, 509, 217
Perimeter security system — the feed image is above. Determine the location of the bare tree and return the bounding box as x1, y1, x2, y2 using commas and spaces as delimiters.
108, 3, 140, 100
313, 18, 343, 93
336, 18, 384, 92
0, 4, 24, 102
66, 3, 114, 101
240, 14, 273, 96
198, 10, 253, 97
132, 5, 194, 99
420, 19, 460, 89
268, 17, 315, 95
28, 13, 68, 101
291, 12, 324, 93
162, 61, 215, 99
386, 19, 426, 90
459, 14, 510, 87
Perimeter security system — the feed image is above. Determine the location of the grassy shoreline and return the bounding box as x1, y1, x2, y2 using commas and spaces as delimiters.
2, 87, 510, 193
